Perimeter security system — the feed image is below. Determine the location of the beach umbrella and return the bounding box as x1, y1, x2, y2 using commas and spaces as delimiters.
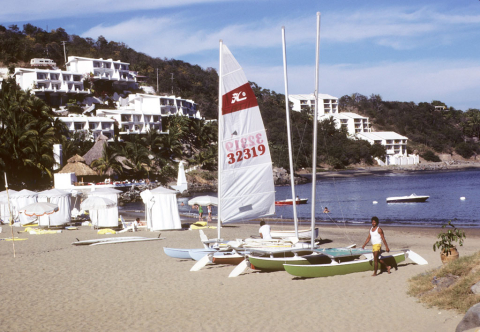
18, 202, 59, 228
188, 196, 218, 206
80, 196, 116, 210
18, 202, 59, 217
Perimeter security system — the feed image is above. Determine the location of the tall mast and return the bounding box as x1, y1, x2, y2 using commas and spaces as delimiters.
217, 39, 223, 240
311, 12, 321, 249
281, 27, 298, 239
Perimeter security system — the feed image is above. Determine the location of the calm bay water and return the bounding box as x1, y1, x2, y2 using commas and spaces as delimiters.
120, 169, 480, 228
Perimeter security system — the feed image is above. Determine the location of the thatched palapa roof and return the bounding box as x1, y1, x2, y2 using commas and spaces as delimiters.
83, 134, 108, 166
58, 154, 97, 176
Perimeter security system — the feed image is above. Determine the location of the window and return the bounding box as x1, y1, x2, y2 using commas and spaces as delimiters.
74, 123, 84, 130
89, 123, 97, 130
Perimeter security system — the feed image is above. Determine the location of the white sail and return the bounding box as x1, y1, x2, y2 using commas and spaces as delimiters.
219, 44, 275, 222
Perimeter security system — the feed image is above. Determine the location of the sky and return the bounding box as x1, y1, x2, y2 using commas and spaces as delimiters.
2, 0, 480, 111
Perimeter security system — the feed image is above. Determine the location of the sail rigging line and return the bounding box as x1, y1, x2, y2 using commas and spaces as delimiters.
315, 119, 355, 244
293, 117, 310, 168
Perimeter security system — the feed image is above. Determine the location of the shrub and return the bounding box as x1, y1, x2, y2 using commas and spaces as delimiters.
421, 150, 441, 162
455, 142, 475, 159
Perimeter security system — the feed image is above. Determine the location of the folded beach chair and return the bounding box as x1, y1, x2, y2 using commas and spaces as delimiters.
118, 215, 136, 233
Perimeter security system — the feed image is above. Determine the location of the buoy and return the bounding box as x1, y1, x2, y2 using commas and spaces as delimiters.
460, 197, 466, 200
373, 201, 378, 204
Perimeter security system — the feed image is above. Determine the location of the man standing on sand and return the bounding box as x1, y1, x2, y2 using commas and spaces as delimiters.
362, 216, 391, 276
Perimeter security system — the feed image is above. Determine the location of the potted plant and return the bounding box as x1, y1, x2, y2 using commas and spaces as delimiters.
433, 221, 466, 264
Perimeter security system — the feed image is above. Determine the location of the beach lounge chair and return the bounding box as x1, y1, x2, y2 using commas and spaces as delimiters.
118, 215, 136, 233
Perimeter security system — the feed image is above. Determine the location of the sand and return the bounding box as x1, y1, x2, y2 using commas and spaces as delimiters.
1, 222, 480, 332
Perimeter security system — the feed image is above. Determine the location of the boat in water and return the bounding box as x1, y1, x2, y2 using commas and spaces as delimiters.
386, 194, 429, 203
275, 198, 308, 206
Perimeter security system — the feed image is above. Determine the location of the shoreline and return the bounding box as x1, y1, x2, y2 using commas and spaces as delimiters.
296, 162, 480, 179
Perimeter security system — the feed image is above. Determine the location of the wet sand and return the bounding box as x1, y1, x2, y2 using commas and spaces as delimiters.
1, 222, 479, 332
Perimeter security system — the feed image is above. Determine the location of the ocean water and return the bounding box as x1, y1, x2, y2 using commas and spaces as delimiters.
120, 169, 480, 228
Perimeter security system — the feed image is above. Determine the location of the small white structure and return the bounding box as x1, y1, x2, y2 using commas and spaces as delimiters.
87, 187, 121, 228
356, 131, 419, 165
30, 58, 56, 67
141, 187, 181, 231
11, 189, 38, 225
171, 161, 188, 193
37, 189, 71, 226
289, 94, 338, 119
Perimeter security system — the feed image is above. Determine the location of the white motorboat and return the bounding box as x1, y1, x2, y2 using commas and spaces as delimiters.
386, 194, 429, 203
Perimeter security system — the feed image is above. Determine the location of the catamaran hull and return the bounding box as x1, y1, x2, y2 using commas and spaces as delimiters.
248, 252, 328, 271
163, 247, 216, 260
271, 228, 319, 240
248, 247, 367, 271
283, 252, 406, 278
189, 249, 230, 261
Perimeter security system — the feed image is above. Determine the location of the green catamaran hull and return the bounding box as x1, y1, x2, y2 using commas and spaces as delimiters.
283, 252, 406, 278
248, 254, 323, 271
248, 248, 371, 271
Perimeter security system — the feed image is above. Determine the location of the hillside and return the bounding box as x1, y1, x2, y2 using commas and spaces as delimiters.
1, 23, 479, 174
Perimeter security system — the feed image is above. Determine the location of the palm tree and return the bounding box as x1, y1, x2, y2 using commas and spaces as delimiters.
0, 78, 62, 187
141, 128, 163, 154
91, 144, 123, 176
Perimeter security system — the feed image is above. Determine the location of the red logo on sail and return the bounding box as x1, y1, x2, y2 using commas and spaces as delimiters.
222, 83, 258, 115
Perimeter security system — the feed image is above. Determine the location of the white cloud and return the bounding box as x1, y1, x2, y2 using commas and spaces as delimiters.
0, 0, 223, 22
78, 5, 480, 61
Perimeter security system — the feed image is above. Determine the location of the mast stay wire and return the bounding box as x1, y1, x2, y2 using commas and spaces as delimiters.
315, 121, 355, 244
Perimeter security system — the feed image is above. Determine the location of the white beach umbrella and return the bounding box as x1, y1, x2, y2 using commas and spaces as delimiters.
18, 202, 59, 227
18, 202, 59, 217
188, 196, 218, 206
80, 196, 116, 210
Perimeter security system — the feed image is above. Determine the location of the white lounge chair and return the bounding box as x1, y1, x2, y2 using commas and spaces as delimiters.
118, 215, 136, 233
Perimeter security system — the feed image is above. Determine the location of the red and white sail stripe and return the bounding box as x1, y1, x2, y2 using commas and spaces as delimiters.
219, 44, 275, 222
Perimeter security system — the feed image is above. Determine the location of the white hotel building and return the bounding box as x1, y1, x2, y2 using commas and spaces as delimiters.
14, 68, 89, 106
97, 93, 200, 136
289, 93, 418, 165
289, 93, 370, 136
66, 56, 137, 90
57, 116, 116, 141
356, 132, 419, 166
12, 56, 202, 141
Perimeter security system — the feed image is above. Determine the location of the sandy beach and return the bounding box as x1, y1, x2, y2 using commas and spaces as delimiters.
1, 221, 480, 332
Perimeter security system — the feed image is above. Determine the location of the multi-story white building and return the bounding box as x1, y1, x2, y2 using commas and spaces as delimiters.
356, 131, 418, 165
289, 94, 338, 119
14, 68, 89, 106
290, 92, 418, 165
96, 93, 200, 135
57, 115, 115, 141
66, 56, 137, 90
320, 112, 371, 136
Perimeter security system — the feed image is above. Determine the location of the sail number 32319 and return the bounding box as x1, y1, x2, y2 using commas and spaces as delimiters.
225, 133, 266, 164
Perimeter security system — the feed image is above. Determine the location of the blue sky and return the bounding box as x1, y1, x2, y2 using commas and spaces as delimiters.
2, 0, 480, 111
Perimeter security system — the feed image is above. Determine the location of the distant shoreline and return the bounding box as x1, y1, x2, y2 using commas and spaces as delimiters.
296, 162, 480, 179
